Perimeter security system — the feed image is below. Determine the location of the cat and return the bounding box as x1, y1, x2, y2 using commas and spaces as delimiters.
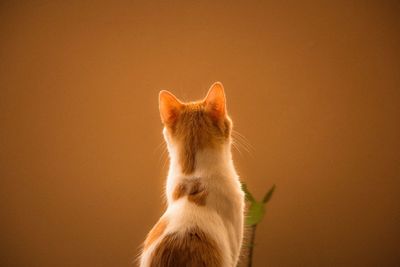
140, 82, 245, 267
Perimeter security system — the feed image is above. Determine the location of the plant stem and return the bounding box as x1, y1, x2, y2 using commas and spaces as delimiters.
247, 224, 257, 267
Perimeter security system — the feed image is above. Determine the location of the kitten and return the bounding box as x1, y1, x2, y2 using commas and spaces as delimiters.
140, 82, 244, 267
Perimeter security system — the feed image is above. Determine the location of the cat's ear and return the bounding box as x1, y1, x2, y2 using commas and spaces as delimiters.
159, 90, 183, 125
204, 82, 226, 120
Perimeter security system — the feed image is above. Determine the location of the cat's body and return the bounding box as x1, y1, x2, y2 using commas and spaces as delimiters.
140, 82, 244, 267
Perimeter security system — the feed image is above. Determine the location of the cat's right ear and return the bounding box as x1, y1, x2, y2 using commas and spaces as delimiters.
159, 90, 183, 125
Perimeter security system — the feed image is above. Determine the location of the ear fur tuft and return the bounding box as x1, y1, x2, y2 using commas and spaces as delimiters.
204, 82, 226, 120
159, 90, 183, 124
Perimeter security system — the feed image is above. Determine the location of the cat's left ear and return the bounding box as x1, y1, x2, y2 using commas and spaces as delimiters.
159, 90, 183, 125
204, 82, 226, 120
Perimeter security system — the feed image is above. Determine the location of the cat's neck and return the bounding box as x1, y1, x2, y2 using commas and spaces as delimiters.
165, 141, 238, 205
168, 143, 234, 178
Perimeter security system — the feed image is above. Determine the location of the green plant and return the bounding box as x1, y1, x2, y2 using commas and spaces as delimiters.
241, 182, 276, 267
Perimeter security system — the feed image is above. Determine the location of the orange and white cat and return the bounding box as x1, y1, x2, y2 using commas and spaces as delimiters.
140, 82, 244, 267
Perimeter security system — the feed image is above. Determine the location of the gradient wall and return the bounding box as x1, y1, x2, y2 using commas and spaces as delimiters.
1, 1, 399, 266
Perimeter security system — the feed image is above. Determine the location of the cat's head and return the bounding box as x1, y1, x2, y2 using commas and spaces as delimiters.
159, 82, 232, 174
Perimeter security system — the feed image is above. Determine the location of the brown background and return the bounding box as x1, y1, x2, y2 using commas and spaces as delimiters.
1, 1, 399, 266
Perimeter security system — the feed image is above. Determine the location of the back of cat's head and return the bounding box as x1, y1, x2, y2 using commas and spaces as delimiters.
159, 82, 232, 174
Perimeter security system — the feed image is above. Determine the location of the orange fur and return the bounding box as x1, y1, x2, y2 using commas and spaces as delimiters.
172, 178, 208, 206
166, 102, 231, 174
159, 83, 231, 174
149, 227, 222, 267
172, 182, 187, 200
143, 218, 168, 250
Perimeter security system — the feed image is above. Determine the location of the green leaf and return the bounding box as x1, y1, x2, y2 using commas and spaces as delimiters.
246, 201, 265, 226
241, 182, 255, 203
262, 184, 276, 204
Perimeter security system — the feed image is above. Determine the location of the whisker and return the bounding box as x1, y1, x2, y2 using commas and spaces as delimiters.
233, 134, 251, 150
154, 140, 166, 153
162, 154, 169, 170
232, 141, 243, 157
233, 138, 252, 155
232, 130, 254, 149
155, 141, 170, 171
232, 130, 254, 152
232, 129, 252, 143
233, 135, 251, 150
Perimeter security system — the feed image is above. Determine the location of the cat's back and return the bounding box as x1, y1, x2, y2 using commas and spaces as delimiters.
149, 226, 222, 267
141, 205, 231, 267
